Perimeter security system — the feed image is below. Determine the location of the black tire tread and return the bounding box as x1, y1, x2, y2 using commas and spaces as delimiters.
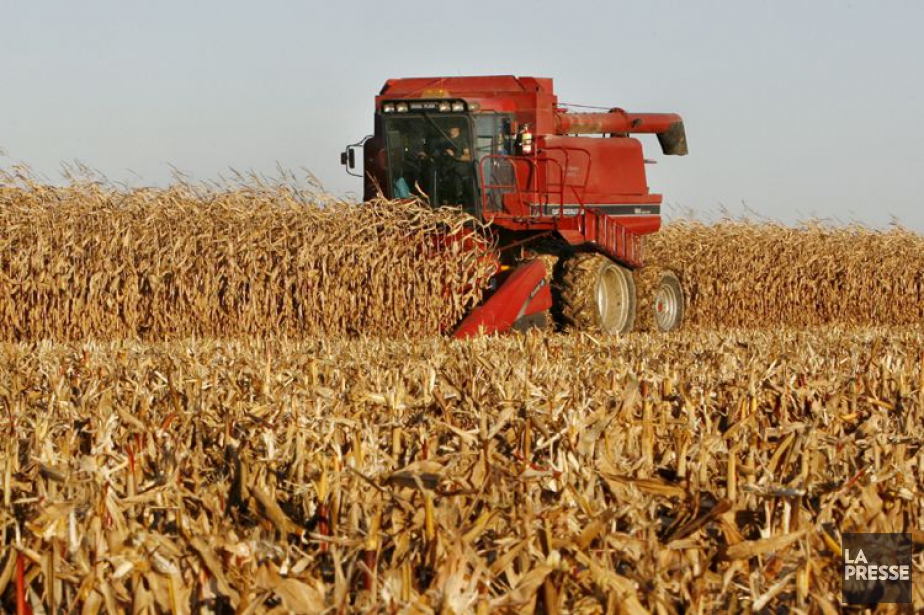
560, 253, 603, 331
559, 253, 636, 333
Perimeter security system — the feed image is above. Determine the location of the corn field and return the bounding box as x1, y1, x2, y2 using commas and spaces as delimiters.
0, 178, 924, 342
2, 180, 924, 339
1, 329, 922, 612
0, 179, 492, 341
648, 219, 924, 329
1, 177, 923, 611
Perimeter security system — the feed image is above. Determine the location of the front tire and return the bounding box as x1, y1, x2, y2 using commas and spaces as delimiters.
560, 253, 636, 334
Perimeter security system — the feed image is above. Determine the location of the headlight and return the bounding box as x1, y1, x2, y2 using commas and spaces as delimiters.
451, 101, 465, 112
382, 103, 395, 113
438, 101, 451, 113
396, 102, 409, 113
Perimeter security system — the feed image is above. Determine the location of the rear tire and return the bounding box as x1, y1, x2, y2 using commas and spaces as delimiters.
559, 253, 636, 334
652, 269, 684, 332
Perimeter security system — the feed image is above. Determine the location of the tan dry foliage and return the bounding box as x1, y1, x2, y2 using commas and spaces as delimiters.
5, 177, 924, 338
0, 179, 493, 340
1, 328, 923, 612
647, 220, 924, 328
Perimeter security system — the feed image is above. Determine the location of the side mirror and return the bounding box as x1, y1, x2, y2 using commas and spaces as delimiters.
342, 136, 372, 178
340, 148, 357, 169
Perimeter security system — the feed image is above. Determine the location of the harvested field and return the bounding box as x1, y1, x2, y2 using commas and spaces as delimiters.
648, 220, 924, 329
0, 179, 491, 341
1, 328, 922, 612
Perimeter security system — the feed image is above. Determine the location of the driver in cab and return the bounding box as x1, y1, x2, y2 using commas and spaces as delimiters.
441, 126, 471, 161
429, 125, 472, 205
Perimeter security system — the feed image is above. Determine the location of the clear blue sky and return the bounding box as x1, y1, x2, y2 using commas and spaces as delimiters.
3, 1, 923, 227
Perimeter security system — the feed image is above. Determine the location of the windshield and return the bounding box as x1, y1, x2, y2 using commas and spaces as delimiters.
384, 115, 476, 210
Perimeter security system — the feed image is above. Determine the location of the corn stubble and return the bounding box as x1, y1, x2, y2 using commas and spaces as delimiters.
2, 328, 923, 612
0, 180, 492, 340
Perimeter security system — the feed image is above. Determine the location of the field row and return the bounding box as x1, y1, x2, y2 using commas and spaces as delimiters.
5, 180, 924, 341
649, 220, 924, 328
0, 181, 491, 340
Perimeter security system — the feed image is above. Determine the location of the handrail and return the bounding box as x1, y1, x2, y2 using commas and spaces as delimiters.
541, 145, 593, 216
479, 154, 567, 217
478, 149, 645, 268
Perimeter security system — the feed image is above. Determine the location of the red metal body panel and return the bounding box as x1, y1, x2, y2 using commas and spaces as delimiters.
453, 260, 551, 338
542, 136, 649, 196
361, 75, 686, 275
378, 76, 559, 133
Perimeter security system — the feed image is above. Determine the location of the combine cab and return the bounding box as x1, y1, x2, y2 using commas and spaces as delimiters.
341, 76, 688, 337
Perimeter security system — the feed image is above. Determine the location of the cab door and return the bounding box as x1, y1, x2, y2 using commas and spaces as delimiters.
474, 114, 514, 217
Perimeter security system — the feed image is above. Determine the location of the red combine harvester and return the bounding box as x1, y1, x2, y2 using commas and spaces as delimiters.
341, 76, 688, 337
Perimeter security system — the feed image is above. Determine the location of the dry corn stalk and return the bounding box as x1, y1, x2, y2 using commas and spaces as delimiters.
646, 219, 924, 329
0, 173, 493, 340
1, 328, 923, 611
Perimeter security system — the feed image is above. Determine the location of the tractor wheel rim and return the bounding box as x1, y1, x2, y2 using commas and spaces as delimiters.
597, 265, 628, 334
654, 281, 680, 331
